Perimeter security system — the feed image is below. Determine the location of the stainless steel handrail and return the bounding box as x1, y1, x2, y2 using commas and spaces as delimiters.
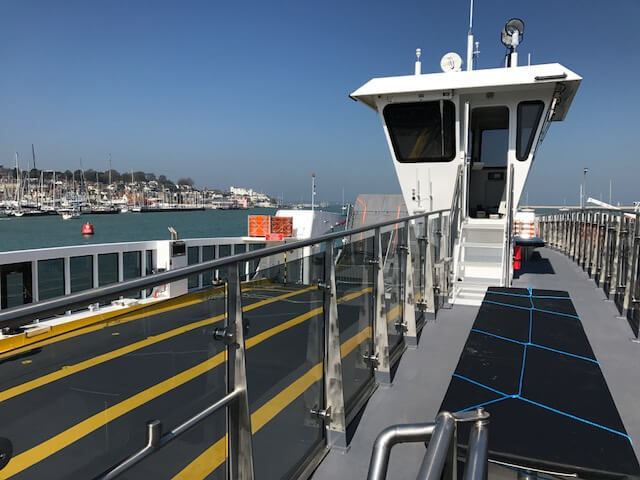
538, 207, 640, 339
96, 388, 243, 479
367, 409, 489, 480
367, 422, 437, 480
0, 209, 449, 328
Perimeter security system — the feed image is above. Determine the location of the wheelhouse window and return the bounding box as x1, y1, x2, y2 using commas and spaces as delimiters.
383, 100, 456, 163
516, 101, 544, 160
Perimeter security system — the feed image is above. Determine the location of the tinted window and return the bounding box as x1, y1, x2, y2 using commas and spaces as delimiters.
383, 101, 456, 162
70, 255, 93, 293
517, 101, 544, 160
38, 258, 65, 300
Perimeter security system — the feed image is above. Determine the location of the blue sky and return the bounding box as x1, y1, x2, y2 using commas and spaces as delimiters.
1, 0, 638, 205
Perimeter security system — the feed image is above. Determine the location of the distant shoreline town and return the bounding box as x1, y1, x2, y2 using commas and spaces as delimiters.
0, 163, 319, 217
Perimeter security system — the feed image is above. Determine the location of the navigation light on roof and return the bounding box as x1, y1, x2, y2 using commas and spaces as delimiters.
501, 18, 524, 49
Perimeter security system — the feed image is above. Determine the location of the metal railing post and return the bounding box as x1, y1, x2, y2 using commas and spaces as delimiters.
463, 413, 490, 480
322, 239, 348, 449
402, 221, 418, 347
622, 217, 640, 317
373, 227, 391, 384
416, 412, 456, 480
609, 215, 623, 298
599, 214, 611, 287
423, 215, 437, 319
227, 262, 255, 480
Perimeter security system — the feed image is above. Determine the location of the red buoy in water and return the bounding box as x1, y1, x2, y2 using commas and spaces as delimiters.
81, 223, 94, 235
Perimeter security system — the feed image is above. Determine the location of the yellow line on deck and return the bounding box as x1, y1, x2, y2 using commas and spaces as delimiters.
2, 286, 372, 478
0, 286, 316, 405
174, 321, 374, 479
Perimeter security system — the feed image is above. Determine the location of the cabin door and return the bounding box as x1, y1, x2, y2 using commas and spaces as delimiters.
467, 106, 509, 219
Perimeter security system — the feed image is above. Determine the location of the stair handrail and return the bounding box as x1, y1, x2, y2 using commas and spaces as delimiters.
448, 164, 464, 258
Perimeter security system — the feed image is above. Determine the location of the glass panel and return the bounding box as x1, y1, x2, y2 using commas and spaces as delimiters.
38, 258, 65, 300
248, 243, 266, 279
245, 247, 325, 479
98, 253, 118, 286
336, 234, 375, 414
123, 251, 141, 281
145, 250, 154, 275
70, 255, 93, 293
383, 101, 456, 163
1, 262, 32, 308
0, 270, 228, 478
517, 100, 544, 160
216, 245, 231, 283
187, 246, 200, 290
201, 246, 215, 287
234, 244, 246, 281
382, 228, 404, 355
145, 250, 154, 297
5, 272, 26, 308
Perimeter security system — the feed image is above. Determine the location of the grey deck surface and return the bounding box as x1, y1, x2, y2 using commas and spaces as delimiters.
312, 247, 640, 478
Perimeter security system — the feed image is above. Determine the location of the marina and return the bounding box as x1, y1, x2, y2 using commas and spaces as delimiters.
0, 1, 639, 480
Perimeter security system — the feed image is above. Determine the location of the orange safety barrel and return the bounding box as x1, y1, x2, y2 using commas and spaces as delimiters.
248, 215, 269, 237
270, 216, 293, 237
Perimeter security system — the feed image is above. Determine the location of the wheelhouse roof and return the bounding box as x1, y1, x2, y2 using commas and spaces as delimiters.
350, 63, 581, 121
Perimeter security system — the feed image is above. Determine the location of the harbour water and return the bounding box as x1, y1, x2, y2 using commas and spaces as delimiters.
0, 208, 278, 252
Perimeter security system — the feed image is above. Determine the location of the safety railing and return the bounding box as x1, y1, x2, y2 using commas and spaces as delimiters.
538, 207, 640, 338
367, 409, 489, 480
0, 208, 455, 479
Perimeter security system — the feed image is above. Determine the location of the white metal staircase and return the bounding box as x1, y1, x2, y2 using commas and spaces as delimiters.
451, 218, 507, 305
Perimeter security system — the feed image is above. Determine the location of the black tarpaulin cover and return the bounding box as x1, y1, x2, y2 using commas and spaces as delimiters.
440, 287, 640, 479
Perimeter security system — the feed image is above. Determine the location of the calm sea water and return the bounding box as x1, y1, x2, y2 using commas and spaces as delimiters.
0, 208, 279, 252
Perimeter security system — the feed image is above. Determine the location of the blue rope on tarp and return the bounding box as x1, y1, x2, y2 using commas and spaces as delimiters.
454, 287, 632, 444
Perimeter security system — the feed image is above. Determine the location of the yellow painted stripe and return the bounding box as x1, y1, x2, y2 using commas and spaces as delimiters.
340, 326, 372, 358
3, 285, 367, 478
172, 436, 227, 480
0, 286, 316, 405
0, 280, 273, 359
251, 363, 324, 433
386, 304, 402, 324
2, 351, 228, 478
175, 322, 375, 479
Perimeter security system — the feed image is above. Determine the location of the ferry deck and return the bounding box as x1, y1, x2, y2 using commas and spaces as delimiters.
0, 10, 639, 480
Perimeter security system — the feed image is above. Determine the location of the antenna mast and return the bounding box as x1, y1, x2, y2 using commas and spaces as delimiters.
466, 0, 474, 71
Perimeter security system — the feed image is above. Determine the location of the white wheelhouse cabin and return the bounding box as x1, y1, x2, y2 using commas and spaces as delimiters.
351, 62, 581, 304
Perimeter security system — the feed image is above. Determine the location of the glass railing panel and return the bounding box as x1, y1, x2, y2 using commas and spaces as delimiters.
0, 274, 228, 479
98, 253, 118, 286
336, 234, 375, 417
187, 246, 200, 290
38, 258, 65, 300
234, 244, 247, 281
70, 255, 93, 293
382, 228, 404, 355
248, 243, 266, 278
244, 246, 326, 479
201, 245, 215, 288
216, 245, 231, 284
